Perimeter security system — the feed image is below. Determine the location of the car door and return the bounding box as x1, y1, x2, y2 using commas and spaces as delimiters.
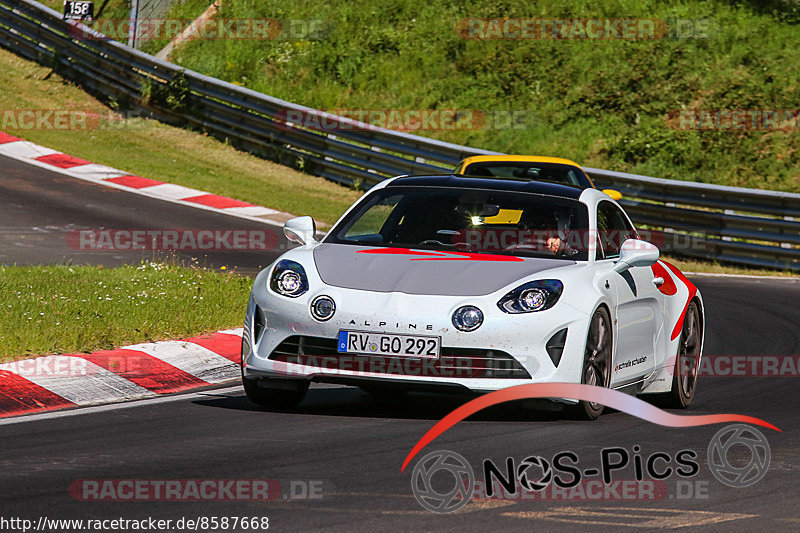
597, 201, 663, 386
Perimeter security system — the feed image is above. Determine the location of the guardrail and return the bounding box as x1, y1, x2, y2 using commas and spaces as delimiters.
1, 0, 799, 271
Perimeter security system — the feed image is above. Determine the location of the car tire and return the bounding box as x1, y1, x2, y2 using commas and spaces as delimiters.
242, 376, 309, 409
568, 306, 613, 420
240, 337, 308, 409
654, 301, 702, 409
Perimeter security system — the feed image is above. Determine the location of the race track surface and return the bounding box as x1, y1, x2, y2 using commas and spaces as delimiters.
1, 158, 799, 531
0, 154, 286, 274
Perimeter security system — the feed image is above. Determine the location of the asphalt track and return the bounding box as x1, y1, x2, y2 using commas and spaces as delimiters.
0, 154, 284, 275
2, 155, 800, 532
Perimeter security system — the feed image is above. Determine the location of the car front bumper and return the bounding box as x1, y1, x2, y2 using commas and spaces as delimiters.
242, 279, 592, 396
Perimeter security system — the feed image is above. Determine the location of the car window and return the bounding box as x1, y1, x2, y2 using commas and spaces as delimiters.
596, 200, 637, 259
595, 232, 605, 260
343, 194, 402, 244
328, 186, 590, 261
462, 162, 585, 187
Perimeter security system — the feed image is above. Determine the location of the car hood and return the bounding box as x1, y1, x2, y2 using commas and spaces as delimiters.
312, 244, 574, 297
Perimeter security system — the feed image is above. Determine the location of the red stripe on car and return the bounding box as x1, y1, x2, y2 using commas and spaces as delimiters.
662, 261, 698, 341
651, 261, 678, 295
357, 247, 525, 262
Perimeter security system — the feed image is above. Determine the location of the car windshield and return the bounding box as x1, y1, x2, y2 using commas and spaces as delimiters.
461, 162, 587, 187
327, 186, 590, 260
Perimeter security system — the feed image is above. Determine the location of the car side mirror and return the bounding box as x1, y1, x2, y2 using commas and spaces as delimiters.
602, 189, 623, 201
613, 239, 659, 273
283, 216, 317, 245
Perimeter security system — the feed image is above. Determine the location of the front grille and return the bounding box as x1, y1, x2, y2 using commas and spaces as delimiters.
269, 335, 530, 379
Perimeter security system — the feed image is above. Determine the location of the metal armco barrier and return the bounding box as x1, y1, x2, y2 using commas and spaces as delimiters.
1, 0, 799, 271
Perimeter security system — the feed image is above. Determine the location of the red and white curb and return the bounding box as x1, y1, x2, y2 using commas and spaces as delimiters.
0, 131, 299, 227
0, 329, 243, 418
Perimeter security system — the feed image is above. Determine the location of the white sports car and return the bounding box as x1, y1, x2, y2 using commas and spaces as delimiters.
241, 174, 704, 419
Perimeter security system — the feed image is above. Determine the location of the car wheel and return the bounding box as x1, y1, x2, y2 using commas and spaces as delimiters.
657, 301, 702, 409
569, 306, 613, 420
242, 376, 309, 409
240, 341, 308, 409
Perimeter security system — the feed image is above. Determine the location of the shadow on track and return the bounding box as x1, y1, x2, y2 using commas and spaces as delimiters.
191, 385, 624, 423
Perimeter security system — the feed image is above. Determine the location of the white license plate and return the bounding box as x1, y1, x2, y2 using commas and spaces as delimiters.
337, 331, 440, 358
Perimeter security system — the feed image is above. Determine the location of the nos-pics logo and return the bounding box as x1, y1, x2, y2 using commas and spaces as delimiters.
410, 424, 771, 513
410, 450, 474, 513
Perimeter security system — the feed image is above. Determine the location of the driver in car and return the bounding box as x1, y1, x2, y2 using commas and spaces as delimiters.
521, 208, 575, 255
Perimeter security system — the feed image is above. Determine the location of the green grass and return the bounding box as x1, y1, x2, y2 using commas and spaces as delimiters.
138, 0, 214, 55
0, 261, 251, 361
37, 0, 214, 55
0, 47, 360, 224
3, 2, 795, 364
0, 256, 792, 361
163, 0, 800, 193
662, 255, 799, 277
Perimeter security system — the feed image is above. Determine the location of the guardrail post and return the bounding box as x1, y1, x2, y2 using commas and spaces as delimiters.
127, 0, 139, 48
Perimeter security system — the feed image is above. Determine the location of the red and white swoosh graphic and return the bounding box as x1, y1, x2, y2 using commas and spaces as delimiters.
357, 247, 524, 262
651, 260, 699, 341
661, 261, 699, 341
400, 383, 780, 472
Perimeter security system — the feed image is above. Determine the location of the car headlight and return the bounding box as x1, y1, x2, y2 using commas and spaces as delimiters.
497, 280, 563, 313
269, 260, 309, 297
452, 305, 484, 332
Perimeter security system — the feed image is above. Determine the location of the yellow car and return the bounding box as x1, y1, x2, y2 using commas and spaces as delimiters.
454, 155, 622, 201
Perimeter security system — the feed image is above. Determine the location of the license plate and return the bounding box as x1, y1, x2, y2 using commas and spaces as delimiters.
337, 331, 440, 358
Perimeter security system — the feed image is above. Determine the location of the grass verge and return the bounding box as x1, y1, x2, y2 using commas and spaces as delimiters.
36, 0, 211, 55
0, 46, 360, 224
0, 261, 251, 362
0, 255, 793, 362
0, 29, 797, 278
662, 255, 799, 278
166, 0, 800, 192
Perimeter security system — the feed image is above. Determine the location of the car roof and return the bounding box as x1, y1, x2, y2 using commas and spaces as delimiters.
455, 155, 595, 189
458, 154, 583, 167
386, 174, 585, 200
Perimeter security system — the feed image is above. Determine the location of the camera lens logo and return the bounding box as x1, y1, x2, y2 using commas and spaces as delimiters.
516, 455, 553, 491
707, 424, 770, 488
411, 450, 474, 513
